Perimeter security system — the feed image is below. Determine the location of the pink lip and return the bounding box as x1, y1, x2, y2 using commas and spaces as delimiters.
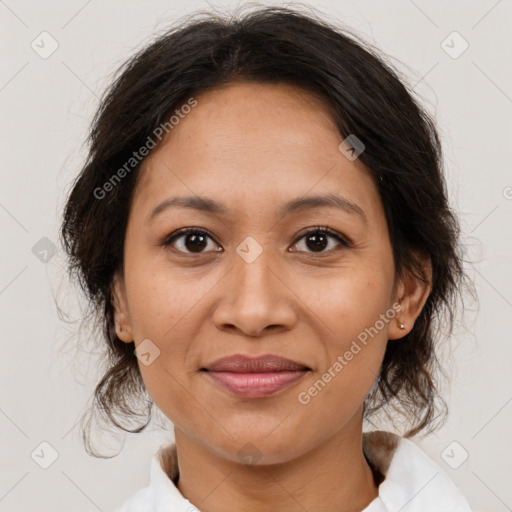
204, 370, 309, 398
202, 353, 311, 398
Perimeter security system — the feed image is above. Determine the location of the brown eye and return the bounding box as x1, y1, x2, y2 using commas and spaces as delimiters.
291, 227, 349, 254
162, 228, 221, 254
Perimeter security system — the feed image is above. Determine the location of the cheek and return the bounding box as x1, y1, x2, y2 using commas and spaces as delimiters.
295, 286, 391, 431
293, 255, 394, 339
124, 252, 210, 340
295, 259, 393, 397
123, 256, 217, 407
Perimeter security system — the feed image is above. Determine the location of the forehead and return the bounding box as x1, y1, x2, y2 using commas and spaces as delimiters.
132, 81, 382, 226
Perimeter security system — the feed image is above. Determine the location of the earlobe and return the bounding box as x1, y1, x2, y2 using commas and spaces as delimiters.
389, 254, 432, 340
112, 271, 134, 343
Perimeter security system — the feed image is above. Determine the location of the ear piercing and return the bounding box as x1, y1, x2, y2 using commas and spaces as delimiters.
397, 320, 406, 330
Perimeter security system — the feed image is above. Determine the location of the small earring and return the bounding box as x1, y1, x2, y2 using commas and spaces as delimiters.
397, 320, 406, 330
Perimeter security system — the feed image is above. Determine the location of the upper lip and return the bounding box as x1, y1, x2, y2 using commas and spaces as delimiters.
203, 354, 310, 373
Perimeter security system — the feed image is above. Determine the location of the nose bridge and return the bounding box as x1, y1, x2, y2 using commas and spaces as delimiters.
233, 239, 281, 306
213, 237, 296, 336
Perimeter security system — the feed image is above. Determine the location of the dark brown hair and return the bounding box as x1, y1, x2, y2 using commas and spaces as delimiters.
60, 4, 474, 457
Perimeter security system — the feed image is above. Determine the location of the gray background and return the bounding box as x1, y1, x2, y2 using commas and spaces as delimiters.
1, 0, 511, 511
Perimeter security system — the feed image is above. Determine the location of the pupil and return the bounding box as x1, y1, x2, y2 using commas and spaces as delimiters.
306, 232, 327, 252
186, 233, 207, 252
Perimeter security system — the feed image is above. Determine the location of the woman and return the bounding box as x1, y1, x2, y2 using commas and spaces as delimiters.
60, 5, 473, 511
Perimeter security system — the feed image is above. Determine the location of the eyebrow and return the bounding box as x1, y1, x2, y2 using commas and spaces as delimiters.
146, 193, 367, 224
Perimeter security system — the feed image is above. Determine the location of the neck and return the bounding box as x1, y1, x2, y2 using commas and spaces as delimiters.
174, 412, 378, 512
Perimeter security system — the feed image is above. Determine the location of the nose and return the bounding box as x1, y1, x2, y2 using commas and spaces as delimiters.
212, 250, 298, 338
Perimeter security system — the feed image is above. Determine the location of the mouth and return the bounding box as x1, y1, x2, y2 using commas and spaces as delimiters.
200, 354, 311, 398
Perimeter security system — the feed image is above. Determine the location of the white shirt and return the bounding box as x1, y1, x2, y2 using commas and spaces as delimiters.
115, 430, 472, 512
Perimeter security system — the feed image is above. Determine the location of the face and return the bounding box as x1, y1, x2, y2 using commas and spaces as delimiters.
113, 81, 430, 464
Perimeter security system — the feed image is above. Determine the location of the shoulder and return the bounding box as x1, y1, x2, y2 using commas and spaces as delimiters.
112, 442, 193, 512
363, 430, 472, 512
113, 486, 152, 512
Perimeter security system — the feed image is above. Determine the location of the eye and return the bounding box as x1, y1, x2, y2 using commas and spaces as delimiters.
290, 226, 350, 254
161, 227, 222, 254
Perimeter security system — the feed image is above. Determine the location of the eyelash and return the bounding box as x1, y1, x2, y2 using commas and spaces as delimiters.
160, 225, 352, 256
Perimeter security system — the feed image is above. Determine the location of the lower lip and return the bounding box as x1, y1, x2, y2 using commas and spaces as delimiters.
204, 370, 309, 398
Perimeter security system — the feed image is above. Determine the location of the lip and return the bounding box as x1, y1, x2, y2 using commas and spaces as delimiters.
201, 354, 311, 398
203, 354, 310, 373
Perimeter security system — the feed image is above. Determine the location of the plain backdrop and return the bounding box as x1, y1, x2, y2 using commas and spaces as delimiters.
1, 0, 511, 511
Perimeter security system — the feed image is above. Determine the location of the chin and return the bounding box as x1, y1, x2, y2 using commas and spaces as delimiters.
209, 428, 309, 466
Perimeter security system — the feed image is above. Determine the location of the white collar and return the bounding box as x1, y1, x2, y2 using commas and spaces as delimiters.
116, 430, 471, 512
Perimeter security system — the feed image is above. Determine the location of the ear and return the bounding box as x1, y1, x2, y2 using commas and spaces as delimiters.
111, 270, 134, 343
388, 252, 432, 341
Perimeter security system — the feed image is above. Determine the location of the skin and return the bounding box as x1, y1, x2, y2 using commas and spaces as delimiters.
112, 81, 431, 512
